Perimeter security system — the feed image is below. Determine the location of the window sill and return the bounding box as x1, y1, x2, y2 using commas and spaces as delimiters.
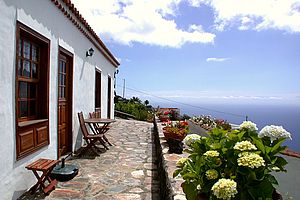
18, 119, 48, 127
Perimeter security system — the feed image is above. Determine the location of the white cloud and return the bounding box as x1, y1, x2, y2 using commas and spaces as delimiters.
71, 0, 215, 48
71, 0, 300, 47
206, 57, 230, 62
188, 0, 300, 32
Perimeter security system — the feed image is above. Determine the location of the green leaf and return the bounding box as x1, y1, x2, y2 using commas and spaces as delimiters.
173, 169, 182, 178
251, 137, 265, 154
182, 182, 198, 200
271, 138, 285, 154
265, 146, 272, 154
222, 148, 228, 154
248, 178, 274, 199
274, 156, 288, 170
228, 133, 238, 141
238, 131, 245, 140
266, 174, 278, 186
210, 143, 222, 149
248, 171, 258, 181
271, 157, 278, 165
183, 172, 198, 179
238, 167, 250, 175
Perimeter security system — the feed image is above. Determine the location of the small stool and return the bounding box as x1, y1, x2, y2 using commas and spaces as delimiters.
26, 158, 59, 194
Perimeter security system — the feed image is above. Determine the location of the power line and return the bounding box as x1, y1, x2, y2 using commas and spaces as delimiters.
116, 84, 246, 119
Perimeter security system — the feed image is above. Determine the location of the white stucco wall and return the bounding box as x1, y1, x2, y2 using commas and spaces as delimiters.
0, 0, 117, 199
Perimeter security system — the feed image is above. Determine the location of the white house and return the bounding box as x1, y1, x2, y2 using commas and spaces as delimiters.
0, 0, 120, 199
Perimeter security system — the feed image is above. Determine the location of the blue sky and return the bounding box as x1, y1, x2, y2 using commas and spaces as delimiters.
73, 0, 300, 106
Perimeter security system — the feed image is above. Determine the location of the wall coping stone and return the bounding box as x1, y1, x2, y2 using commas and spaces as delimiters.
153, 118, 188, 200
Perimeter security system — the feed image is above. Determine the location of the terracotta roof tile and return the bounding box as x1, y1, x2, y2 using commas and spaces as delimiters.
51, 0, 120, 67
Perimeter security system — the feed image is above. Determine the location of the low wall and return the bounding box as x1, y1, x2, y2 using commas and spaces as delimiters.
153, 118, 188, 200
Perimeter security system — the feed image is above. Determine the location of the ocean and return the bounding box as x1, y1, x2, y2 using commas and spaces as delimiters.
156, 103, 300, 152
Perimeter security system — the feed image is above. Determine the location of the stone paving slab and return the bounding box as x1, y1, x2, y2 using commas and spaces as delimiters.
18, 119, 160, 200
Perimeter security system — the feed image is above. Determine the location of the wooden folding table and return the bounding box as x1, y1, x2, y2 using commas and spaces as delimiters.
84, 118, 116, 147
26, 158, 59, 194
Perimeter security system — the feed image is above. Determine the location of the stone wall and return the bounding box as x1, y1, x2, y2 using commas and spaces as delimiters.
153, 118, 188, 200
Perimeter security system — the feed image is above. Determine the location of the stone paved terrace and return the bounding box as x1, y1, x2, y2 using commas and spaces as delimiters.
18, 119, 160, 200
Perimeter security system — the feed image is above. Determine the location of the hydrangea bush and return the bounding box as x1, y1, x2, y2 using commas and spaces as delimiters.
174, 121, 291, 200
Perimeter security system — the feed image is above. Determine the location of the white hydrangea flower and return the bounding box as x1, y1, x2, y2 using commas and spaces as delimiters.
234, 141, 257, 151
204, 150, 219, 157
259, 125, 292, 142
183, 134, 201, 147
205, 169, 219, 180
237, 152, 265, 169
239, 121, 258, 131
211, 178, 238, 200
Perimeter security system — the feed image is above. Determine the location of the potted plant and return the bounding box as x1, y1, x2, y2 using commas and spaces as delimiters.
158, 111, 171, 122
214, 119, 232, 130
174, 121, 291, 200
192, 115, 217, 130
163, 121, 189, 153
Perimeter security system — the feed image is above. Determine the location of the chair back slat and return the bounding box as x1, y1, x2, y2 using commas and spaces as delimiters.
78, 112, 89, 138
89, 111, 100, 118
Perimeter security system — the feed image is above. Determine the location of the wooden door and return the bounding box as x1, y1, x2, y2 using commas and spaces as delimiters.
57, 50, 73, 158
107, 76, 112, 119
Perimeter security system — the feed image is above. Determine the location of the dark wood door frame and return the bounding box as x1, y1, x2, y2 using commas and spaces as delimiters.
95, 70, 102, 115
57, 47, 73, 158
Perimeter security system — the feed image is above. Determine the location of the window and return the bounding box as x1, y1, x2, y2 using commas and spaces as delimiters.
58, 55, 67, 100
17, 39, 39, 119
15, 22, 50, 159
95, 70, 101, 114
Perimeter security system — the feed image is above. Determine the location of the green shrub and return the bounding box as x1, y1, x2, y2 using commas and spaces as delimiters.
115, 96, 153, 121
174, 121, 291, 200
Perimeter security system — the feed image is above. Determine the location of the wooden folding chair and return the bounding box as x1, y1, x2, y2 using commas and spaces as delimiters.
89, 111, 101, 118
89, 112, 112, 146
78, 112, 108, 155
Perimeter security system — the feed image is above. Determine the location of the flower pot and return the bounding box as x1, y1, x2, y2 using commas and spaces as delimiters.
166, 138, 184, 154
181, 182, 209, 200
159, 115, 169, 122
163, 129, 187, 141
272, 190, 283, 200
196, 193, 209, 200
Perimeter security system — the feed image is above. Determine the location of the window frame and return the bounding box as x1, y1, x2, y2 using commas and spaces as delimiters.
15, 21, 50, 160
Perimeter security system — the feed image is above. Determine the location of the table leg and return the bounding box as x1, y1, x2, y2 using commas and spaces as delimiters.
30, 170, 47, 193
103, 135, 112, 146
30, 169, 58, 194
99, 123, 109, 134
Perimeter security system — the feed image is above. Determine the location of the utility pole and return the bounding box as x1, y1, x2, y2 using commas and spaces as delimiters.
122, 79, 125, 98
